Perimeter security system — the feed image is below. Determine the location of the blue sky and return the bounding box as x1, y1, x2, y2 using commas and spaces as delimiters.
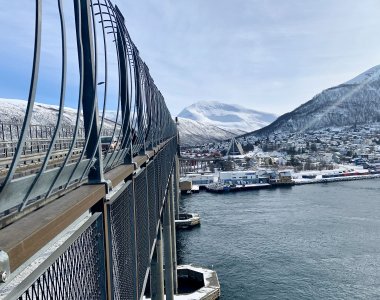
1, 0, 380, 116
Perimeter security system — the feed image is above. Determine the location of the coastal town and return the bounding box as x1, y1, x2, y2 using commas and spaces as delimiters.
179, 123, 380, 194
180, 123, 380, 171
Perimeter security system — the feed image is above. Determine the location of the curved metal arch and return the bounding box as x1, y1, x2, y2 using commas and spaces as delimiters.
19, 0, 68, 211
0, 0, 42, 190
45, 0, 87, 199
0, 0, 178, 216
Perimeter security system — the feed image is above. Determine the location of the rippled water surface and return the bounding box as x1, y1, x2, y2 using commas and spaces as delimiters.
176, 180, 380, 299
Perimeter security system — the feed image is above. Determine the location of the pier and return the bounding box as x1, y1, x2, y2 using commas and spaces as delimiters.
180, 166, 380, 195
294, 173, 380, 185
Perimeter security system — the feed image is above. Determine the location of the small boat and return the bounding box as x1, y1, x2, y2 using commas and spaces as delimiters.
302, 174, 316, 179
175, 213, 201, 228
206, 182, 271, 193
191, 185, 200, 193
233, 183, 271, 190
206, 182, 231, 193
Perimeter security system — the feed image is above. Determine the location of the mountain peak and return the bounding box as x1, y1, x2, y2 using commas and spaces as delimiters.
252, 65, 380, 136
344, 65, 380, 85
178, 100, 277, 134
186, 100, 244, 113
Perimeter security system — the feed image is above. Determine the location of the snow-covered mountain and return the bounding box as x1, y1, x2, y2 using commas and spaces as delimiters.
177, 117, 236, 147
0, 99, 234, 146
253, 65, 380, 136
0, 98, 115, 129
178, 101, 277, 135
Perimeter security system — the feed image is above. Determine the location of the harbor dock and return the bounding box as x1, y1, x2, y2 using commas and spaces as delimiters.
294, 173, 380, 185
181, 167, 380, 194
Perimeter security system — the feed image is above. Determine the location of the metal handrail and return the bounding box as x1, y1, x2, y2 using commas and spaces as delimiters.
0, 0, 177, 217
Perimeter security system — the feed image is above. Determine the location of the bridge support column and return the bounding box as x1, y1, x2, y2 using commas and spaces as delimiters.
163, 190, 174, 300
169, 174, 178, 293
151, 223, 164, 300
174, 157, 180, 220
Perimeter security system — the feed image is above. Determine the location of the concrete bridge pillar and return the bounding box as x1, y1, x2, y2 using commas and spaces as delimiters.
151, 223, 164, 300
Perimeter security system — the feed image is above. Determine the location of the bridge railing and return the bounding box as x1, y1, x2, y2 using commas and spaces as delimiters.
1, 0, 181, 298
2, 138, 179, 299
0, 123, 121, 159
4, 213, 107, 299
0, 0, 177, 219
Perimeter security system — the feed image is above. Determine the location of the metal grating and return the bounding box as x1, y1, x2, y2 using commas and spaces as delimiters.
7, 214, 106, 300
5, 140, 178, 300
134, 168, 150, 299
161, 149, 166, 197
155, 152, 162, 216
147, 161, 157, 251
161, 150, 167, 200
160, 151, 166, 209
108, 182, 137, 300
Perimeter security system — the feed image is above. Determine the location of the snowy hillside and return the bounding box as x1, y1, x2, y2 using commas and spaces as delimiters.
0, 98, 115, 129
178, 101, 277, 134
253, 65, 380, 136
177, 117, 236, 147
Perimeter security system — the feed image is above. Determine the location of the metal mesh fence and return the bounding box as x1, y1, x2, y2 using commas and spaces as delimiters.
134, 168, 150, 298
7, 214, 106, 300
161, 149, 167, 201
160, 140, 175, 200
108, 182, 137, 300
147, 161, 157, 251
107, 155, 174, 300
155, 151, 162, 216
4, 140, 178, 300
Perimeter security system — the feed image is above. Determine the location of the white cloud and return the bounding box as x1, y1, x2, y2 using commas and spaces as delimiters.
1, 0, 380, 117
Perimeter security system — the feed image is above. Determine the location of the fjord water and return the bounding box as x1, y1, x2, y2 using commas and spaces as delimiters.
176, 180, 380, 299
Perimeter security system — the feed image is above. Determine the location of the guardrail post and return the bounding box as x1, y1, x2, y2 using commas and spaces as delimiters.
74, 0, 105, 183
163, 194, 174, 299
173, 156, 180, 220
91, 200, 113, 300
169, 174, 178, 294
151, 223, 164, 300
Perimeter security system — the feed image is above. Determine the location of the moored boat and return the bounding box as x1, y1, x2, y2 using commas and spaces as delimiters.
175, 213, 201, 228
206, 182, 231, 193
